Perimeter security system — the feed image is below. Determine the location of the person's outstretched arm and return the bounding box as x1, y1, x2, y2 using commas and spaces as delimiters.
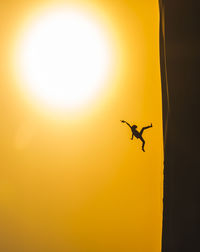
121, 120, 132, 129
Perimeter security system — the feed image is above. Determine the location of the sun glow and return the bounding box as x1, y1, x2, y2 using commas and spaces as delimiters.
17, 7, 113, 110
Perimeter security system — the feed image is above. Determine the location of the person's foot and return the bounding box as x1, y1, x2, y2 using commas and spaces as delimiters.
130, 138, 133, 140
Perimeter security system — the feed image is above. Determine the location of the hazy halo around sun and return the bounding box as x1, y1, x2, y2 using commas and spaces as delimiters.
17, 6, 113, 111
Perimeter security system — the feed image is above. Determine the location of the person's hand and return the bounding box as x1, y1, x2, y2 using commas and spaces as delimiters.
121, 120, 125, 123
150, 123, 153, 127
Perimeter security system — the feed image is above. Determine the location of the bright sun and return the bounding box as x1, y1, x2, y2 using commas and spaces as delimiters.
17, 7, 113, 110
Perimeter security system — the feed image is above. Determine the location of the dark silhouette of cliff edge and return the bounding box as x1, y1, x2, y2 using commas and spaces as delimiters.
160, 1, 200, 251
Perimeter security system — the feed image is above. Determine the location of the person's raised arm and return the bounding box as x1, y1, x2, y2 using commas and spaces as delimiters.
121, 120, 132, 129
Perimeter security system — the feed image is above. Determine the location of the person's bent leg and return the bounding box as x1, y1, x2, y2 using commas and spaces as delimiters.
141, 138, 145, 152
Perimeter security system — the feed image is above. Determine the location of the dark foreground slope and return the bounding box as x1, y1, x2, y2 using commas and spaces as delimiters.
160, 1, 200, 251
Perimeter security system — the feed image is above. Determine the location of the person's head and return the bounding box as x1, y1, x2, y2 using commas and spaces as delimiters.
132, 125, 137, 129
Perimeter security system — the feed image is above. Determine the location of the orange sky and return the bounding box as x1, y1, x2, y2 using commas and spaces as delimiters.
0, 1, 163, 251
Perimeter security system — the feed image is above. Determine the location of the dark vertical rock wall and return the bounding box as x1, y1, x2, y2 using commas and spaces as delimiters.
160, 0, 200, 251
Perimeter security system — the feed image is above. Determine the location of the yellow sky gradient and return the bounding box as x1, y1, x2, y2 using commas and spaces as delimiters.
0, 0, 163, 251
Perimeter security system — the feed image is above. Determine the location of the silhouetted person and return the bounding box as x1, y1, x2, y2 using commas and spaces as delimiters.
121, 120, 152, 152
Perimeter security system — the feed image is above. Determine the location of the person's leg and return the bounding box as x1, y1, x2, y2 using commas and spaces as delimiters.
140, 124, 152, 135
140, 137, 145, 152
